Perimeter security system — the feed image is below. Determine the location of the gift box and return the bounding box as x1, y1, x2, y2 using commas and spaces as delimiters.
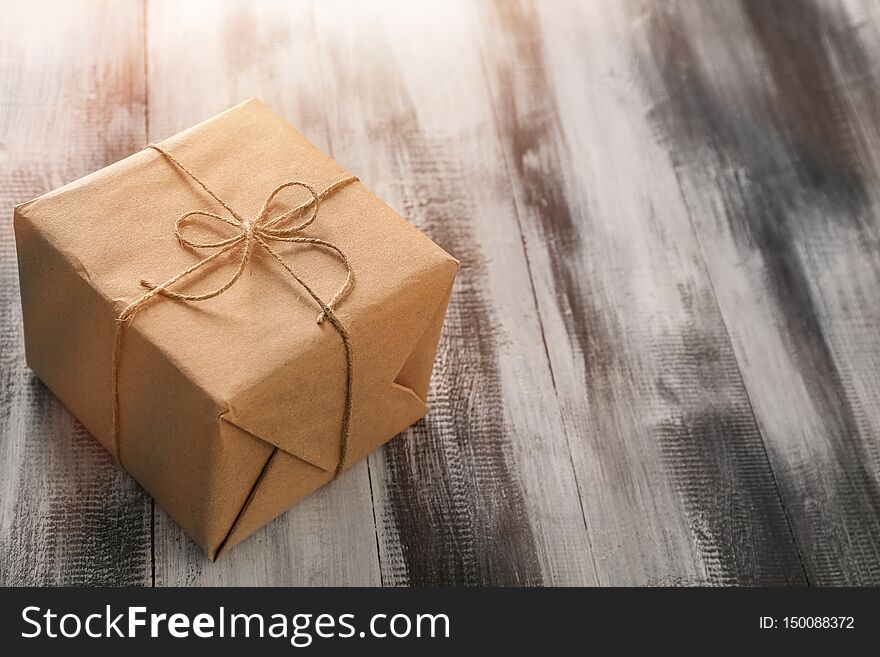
13, 98, 458, 559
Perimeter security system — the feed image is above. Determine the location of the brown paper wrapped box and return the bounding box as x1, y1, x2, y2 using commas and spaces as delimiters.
13, 98, 458, 559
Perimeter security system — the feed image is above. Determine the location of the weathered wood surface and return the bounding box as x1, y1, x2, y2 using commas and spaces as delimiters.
634, 0, 880, 585
0, 0, 152, 585
2, 0, 879, 585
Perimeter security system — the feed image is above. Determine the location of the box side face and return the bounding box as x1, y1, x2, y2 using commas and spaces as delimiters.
219, 275, 457, 556
14, 206, 275, 557
14, 205, 117, 451
393, 277, 455, 401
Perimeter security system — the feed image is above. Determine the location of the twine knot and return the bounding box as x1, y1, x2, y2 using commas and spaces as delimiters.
112, 144, 358, 477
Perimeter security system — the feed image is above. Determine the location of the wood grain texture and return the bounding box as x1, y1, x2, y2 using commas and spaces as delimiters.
634, 0, 880, 584
2, 0, 880, 586
474, 0, 806, 585
0, 0, 151, 585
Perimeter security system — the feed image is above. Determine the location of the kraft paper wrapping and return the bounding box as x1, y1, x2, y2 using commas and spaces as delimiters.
13, 98, 458, 559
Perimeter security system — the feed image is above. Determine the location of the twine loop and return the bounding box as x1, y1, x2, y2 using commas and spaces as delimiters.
112, 144, 358, 477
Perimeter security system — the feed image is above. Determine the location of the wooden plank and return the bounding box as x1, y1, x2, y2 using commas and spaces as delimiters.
146, 0, 598, 585
633, 0, 880, 584
312, 0, 597, 586
474, 0, 807, 584
0, 0, 151, 585
145, 0, 382, 586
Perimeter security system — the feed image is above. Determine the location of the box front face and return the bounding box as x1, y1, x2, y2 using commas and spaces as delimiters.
14, 206, 118, 452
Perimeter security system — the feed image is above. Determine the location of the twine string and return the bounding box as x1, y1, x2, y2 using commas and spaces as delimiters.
112, 144, 357, 478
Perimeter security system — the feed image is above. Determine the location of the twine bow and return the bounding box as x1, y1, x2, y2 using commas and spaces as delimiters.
111, 144, 358, 477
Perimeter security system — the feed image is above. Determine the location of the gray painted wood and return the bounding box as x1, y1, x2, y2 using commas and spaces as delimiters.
2, 0, 880, 585
475, 0, 805, 585
0, 0, 152, 586
634, 0, 880, 584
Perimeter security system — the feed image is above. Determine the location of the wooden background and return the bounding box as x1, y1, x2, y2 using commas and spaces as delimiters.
2, 0, 880, 586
